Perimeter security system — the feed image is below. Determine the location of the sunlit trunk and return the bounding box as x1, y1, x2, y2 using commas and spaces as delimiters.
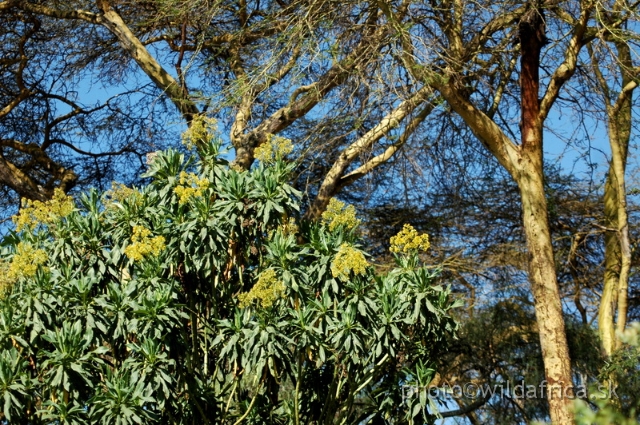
517, 149, 575, 423
596, 40, 633, 356
517, 6, 574, 422
600, 172, 621, 356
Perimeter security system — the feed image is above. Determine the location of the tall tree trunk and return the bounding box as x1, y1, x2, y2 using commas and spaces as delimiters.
594, 39, 634, 356
611, 109, 632, 341
392, 0, 588, 419
518, 149, 575, 423
600, 172, 622, 355
517, 7, 575, 422
600, 115, 630, 355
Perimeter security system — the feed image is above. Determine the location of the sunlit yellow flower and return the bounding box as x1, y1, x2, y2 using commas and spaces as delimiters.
390, 224, 430, 254
103, 182, 144, 209
238, 269, 285, 308
174, 171, 210, 205
123, 225, 165, 261
0, 262, 10, 295
0, 242, 48, 294
254, 134, 293, 163
182, 115, 218, 150
12, 188, 74, 232
321, 198, 360, 231
230, 163, 246, 173
331, 243, 369, 280
281, 217, 299, 236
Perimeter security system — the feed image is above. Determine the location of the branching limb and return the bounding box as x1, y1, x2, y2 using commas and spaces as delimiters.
539, 4, 590, 120
95, 0, 200, 124
338, 99, 435, 190
305, 86, 431, 220
0, 139, 77, 201
233, 18, 390, 169
9, 1, 102, 24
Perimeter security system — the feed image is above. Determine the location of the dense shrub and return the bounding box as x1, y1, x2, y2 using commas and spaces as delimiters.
0, 138, 460, 424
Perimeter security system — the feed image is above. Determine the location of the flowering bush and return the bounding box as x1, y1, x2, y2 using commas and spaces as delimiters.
390, 224, 430, 254
253, 134, 294, 164
0, 136, 460, 424
321, 197, 361, 231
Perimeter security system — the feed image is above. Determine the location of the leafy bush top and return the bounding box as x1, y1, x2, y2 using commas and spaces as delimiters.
0, 139, 460, 424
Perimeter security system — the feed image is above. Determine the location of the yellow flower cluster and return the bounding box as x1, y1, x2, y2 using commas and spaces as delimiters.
174, 171, 210, 205
238, 269, 285, 308
254, 134, 294, 163
123, 225, 166, 262
229, 163, 246, 173
321, 198, 360, 231
103, 182, 144, 209
0, 242, 48, 293
390, 224, 430, 254
331, 243, 369, 280
182, 115, 218, 150
13, 188, 74, 232
281, 217, 299, 236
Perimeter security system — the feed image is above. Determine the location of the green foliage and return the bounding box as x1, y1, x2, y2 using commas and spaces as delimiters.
0, 139, 460, 424
574, 323, 640, 424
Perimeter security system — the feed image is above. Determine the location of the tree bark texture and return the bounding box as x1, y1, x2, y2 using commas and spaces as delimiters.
596, 40, 634, 356
516, 7, 575, 423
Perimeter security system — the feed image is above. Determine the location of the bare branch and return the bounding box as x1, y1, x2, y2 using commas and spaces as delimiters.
539, 4, 590, 120
95, 0, 200, 124
305, 85, 432, 220
48, 138, 135, 158
338, 99, 435, 189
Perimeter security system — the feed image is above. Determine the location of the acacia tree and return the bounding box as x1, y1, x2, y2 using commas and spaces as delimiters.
2, 0, 639, 422
0, 0, 428, 203
0, 0, 529, 224
376, 0, 600, 421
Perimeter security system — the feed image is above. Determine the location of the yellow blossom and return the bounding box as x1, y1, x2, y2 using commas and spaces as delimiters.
174, 171, 210, 204
123, 225, 166, 261
238, 269, 285, 308
321, 198, 360, 231
281, 217, 299, 236
390, 224, 430, 254
103, 182, 144, 209
0, 242, 48, 293
182, 115, 218, 150
13, 188, 74, 232
331, 243, 368, 280
0, 262, 10, 295
254, 134, 293, 164
230, 163, 246, 173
